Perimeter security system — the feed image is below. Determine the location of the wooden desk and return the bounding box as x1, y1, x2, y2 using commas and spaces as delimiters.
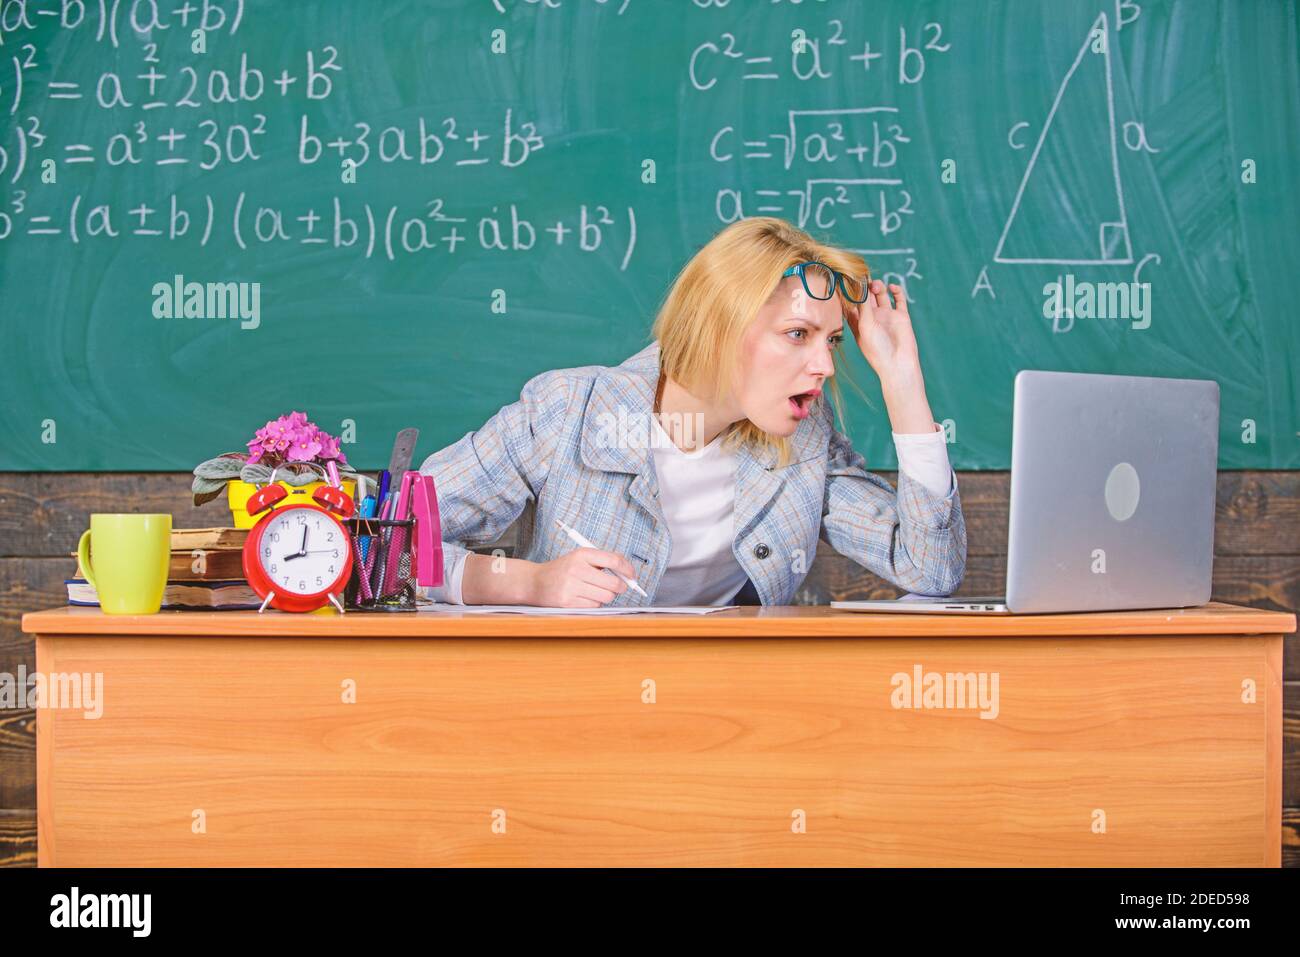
22, 602, 1294, 867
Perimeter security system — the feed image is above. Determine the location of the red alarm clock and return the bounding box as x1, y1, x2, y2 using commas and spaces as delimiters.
242, 464, 356, 613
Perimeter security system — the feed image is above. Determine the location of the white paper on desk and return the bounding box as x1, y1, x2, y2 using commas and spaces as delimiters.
418, 602, 738, 615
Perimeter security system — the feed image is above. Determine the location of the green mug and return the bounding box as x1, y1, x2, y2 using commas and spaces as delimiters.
77, 514, 172, 614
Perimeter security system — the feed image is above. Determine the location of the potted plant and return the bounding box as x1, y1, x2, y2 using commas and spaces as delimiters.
192, 412, 360, 528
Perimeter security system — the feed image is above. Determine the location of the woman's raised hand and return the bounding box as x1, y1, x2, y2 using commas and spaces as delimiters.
847, 279, 939, 434
848, 280, 921, 381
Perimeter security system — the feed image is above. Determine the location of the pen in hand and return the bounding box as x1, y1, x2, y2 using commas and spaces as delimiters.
553, 518, 649, 598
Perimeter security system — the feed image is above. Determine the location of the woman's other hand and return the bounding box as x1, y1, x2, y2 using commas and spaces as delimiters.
526, 548, 635, 607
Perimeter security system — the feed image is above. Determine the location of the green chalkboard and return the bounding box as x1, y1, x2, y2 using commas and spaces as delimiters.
1, 0, 1296, 471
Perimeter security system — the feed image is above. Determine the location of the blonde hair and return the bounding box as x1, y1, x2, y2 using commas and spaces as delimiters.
649, 217, 870, 469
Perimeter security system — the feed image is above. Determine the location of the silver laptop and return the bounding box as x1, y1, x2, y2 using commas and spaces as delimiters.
832, 370, 1219, 615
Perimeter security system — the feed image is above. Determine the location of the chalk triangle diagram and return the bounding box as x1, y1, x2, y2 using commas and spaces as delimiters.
993, 12, 1133, 264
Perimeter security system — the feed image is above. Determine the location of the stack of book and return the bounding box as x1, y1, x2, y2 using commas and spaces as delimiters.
67, 526, 262, 610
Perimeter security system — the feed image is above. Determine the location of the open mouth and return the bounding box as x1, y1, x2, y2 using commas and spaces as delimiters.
788, 390, 821, 419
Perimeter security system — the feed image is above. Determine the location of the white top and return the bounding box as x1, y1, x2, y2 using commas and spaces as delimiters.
427, 421, 955, 605
647, 414, 750, 606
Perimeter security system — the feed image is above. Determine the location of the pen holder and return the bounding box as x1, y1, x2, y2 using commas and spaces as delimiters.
343, 517, 418, 611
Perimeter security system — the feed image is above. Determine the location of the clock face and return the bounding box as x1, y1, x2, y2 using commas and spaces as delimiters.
255, 508, 348, 596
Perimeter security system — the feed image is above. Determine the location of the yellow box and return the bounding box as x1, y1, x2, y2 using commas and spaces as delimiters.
227, 478, 358, 529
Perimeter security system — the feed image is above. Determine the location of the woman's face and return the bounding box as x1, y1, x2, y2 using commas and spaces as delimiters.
735, 275, 847, 437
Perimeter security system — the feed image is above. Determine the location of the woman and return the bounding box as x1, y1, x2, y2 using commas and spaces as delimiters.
419, 217, 966, 607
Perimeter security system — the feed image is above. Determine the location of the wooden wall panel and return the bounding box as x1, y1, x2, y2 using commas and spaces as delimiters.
0, 810, 36, 868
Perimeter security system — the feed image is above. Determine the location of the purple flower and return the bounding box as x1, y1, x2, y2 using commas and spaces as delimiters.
244, 412, 348, 472
318, 434, 343, 460
286, 434, 323, 462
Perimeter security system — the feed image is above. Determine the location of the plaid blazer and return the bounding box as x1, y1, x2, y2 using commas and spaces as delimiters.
418, 341, 966, 606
